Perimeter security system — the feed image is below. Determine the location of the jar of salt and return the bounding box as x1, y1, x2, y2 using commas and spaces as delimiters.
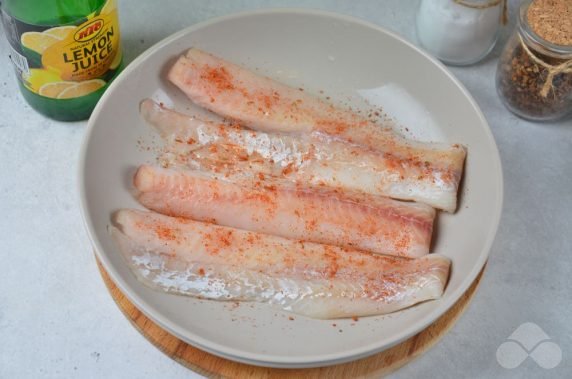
416, 0, 506, 65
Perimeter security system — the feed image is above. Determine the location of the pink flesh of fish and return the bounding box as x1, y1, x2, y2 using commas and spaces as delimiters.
167, 48, 466, 211
133, 164, 435, 258
141, 99, 458, 211
112, 209, 450, 319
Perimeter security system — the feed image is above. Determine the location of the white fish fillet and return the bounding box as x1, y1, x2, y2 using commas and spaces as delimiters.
112, 209, 450, 319
167, 48, 466, 211
141, 99, 458, 211
134, 164, 435, 258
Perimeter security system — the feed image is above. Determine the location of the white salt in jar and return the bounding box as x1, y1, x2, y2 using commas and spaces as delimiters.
416, 0, 505, 65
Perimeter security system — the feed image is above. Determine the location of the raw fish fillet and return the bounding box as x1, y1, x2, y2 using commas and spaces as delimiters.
167, 48, 466, 211
141, 99, 457, 211
112, 209, 451, 319
134, 164, 435, 258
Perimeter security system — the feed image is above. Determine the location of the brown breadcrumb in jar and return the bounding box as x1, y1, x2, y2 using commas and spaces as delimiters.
497, 42, 572, 118
527, 0, 572, 46
495, 0, 572, 121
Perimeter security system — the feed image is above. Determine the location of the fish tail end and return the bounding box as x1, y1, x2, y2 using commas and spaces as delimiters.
133, 165, 156, 192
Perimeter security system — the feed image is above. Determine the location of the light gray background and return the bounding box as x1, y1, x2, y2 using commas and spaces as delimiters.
0, 1, 570, 378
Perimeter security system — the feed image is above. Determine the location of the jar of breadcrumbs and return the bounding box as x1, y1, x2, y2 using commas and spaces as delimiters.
496, 0, 572, 121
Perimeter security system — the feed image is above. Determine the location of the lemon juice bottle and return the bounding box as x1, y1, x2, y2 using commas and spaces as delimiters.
1, 0, 123, 121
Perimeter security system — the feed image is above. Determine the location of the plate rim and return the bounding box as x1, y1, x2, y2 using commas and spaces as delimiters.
78, 7, 504, 368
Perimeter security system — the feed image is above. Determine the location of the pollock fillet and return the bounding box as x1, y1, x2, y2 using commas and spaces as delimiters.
141, 99, 459, 211
167, 48, 466, 211
112, 209, 450, 319
134, 164, 435, 258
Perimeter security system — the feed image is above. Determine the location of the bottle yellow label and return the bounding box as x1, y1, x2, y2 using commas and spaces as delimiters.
18, 0, 121, 99
43, 7, 120, 81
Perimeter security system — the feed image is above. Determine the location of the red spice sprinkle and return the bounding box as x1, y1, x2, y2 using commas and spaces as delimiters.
281, 163, 295, 176
316, 119, 349, 134
219, 230, 233, 247
305, 218, 318, 232
395, 232, 412, 253
154, 226, 177, 241
198, 268, 205, 276
323, 248, 340, 278
352, 316, 359, 322
187, 138, 196, 144
244, 234, 255, 245
174, 216, 191, 224
202, 66, 235, 91
256, 91, 281, 112
261, 96, 273, 109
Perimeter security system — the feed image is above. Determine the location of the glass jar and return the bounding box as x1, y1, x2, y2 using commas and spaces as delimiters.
496, 1, 572, 121
416, 0, 504, 66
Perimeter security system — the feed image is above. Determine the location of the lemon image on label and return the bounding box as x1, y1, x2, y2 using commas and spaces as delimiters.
38, 81, 77, 98
56, 79, 106, 99
22, 25, 75, 53
43, 25, 76, 40
21, 31, 60, 67
21, 31, 60, 54
23, 68, 62, 92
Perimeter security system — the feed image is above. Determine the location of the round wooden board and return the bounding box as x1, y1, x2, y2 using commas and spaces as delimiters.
97, 258, 485, 378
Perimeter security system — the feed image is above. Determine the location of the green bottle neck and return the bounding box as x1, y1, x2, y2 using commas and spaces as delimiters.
1, 0, 106, 26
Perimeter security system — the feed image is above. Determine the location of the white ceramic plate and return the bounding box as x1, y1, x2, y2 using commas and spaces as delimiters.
79, 9, 503, 368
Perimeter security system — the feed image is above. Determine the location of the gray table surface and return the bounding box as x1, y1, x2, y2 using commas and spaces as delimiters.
1, 1, 570, 378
